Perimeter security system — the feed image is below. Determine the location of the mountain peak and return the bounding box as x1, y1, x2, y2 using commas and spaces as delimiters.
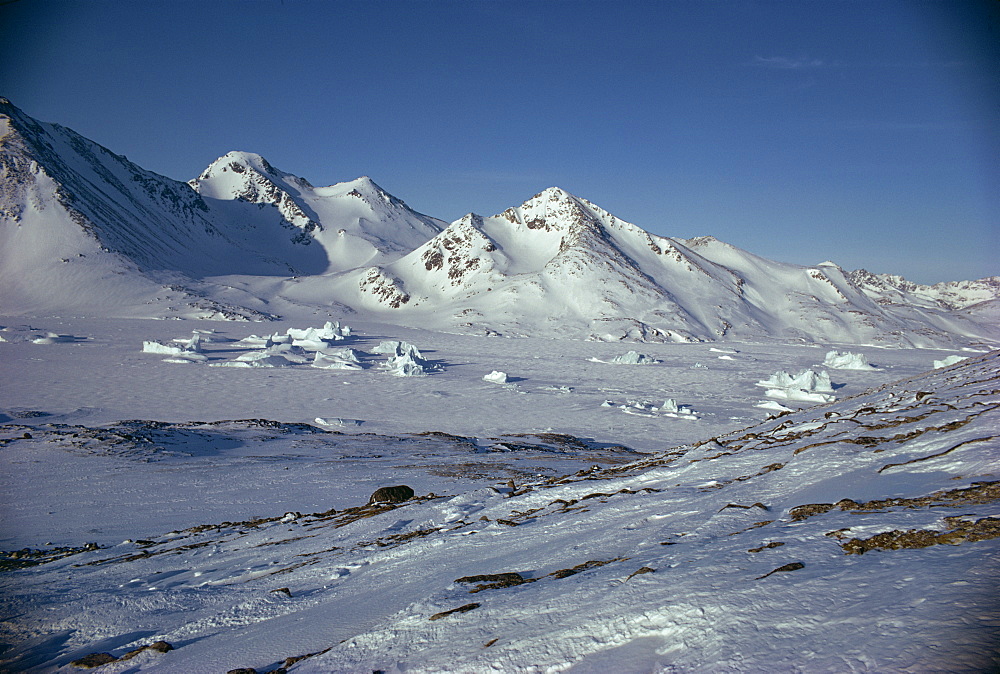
341, 175, 384, 195
197, 151, 281, 181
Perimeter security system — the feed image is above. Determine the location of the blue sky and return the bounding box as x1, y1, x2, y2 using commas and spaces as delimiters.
2, 0, 997, 283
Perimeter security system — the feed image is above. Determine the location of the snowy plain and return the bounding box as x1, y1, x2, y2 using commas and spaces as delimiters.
1, 315, 998, 673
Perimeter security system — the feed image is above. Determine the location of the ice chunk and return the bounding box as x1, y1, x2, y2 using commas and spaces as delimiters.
314, 417, 363, 427
609, 350, 660, 365
757, 369, 833, 393
286, 321, 350, 342
210, 354, 295, 368
373, 340, 424, 359
382, 352, 426, 377
933, 355, 967, 369
822, 350, 875, 370
234, 334, 270, 348
756, 369, 836, 403
378, 342, 432, 377
142, 340, 187, 355
162, 355, 207, 364
659, 398, 698, 419
483, 371, 508, 384
610, 397, 698, 419
755, 400, 794, 413
31, 332, 78, 344
170, 332, 205, 352
312, 350, 363, 370
376, 341, 434, 377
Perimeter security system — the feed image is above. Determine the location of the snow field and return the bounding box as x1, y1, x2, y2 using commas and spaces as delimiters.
3, 351, 997, 671
0, 317, 972, 453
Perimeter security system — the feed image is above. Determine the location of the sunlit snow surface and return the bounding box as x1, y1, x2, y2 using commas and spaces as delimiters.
0, 317, 997, 672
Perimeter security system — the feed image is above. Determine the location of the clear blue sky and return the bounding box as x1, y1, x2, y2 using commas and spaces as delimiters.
2, 0, 997, 283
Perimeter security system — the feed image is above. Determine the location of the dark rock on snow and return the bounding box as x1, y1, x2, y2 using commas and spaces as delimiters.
369, 485, 415, 504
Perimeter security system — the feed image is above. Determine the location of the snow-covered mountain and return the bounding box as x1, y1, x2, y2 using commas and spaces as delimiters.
1, 99, 996, 347
189, 152, 445, 273
0, 99, 442, 318
348, 187, 998, 347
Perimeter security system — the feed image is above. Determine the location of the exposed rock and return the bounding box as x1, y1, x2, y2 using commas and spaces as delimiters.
71, 641, 174, 668
429, 602, 481, 620
755, 562, 805, 580
455, 572, 528, 592
549, 558, 625, 579
748, 542, 785, 553
70, 653, 117, 668
368, 485, 415, 504
719, 502, 768, 512
282, 646, 332, 668
625, 566, 655, 581
841, 516, 1000, 555
119, 641, 173, 661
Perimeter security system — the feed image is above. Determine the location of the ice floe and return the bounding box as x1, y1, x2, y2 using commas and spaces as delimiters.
483, 371, 508, 384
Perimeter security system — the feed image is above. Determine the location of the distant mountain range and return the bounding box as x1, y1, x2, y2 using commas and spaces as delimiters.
1, 97, 997, 347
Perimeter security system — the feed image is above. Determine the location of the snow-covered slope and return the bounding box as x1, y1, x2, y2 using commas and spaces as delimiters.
1, 342, 996, 672
189, 152, 445, 273
347, 188, 998, 347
